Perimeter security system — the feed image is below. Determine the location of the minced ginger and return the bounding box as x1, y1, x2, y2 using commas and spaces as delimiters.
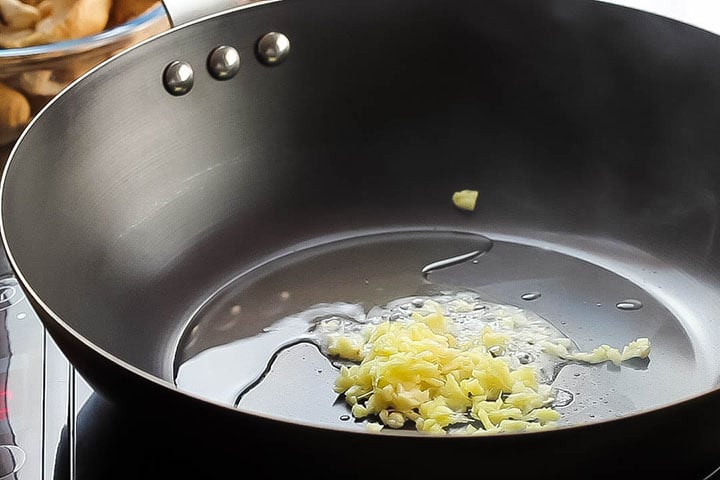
451, 189, 479, 211
328, 306, 650, 435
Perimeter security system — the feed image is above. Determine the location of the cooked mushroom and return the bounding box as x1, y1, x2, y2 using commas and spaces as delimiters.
16, 69, 65, 96
0, 0, 41, 31
0, 0, 111, 48
109, 0, 158, 26
0, 81, 31, 144
0, 0, 168, 146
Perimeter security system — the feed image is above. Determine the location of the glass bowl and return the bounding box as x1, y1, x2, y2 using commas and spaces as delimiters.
0, 3, 170, 150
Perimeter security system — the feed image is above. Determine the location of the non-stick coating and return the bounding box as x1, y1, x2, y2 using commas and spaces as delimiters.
3, 0, 720, 475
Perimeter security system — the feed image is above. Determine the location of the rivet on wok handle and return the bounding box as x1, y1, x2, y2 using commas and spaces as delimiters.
163, 60, 195, 96
256, 32, 290, 66
207, 46, 241, 80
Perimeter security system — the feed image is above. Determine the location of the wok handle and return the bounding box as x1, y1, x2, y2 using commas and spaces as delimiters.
159, 0, 262, 27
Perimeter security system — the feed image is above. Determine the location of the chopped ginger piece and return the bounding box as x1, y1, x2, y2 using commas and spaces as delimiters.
452, 189, 479, 211
621, 337, 651, 360
326, 334, 364, 362
547, 337, 651, 367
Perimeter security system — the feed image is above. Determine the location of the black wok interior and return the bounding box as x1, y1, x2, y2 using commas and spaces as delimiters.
3, 0, 720, 400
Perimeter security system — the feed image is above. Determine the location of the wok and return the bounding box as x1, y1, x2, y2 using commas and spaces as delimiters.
3, 0, 720, 476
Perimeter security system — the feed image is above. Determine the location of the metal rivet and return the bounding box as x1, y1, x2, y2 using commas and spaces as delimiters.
163, 61, 194, 96
207, 45, 241, 80
256, 32, 290, 66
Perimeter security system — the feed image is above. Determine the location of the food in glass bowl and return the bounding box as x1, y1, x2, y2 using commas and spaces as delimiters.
0, 0, 170, 146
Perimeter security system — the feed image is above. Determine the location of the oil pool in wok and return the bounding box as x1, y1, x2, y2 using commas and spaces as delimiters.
174, 230, 654, 434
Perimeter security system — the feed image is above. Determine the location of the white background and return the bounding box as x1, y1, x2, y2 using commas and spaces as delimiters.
599, 0, 720, 35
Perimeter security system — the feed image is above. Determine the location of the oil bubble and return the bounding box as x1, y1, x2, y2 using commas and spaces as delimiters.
616, 299, 643, 311
552, 388, 575, 408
